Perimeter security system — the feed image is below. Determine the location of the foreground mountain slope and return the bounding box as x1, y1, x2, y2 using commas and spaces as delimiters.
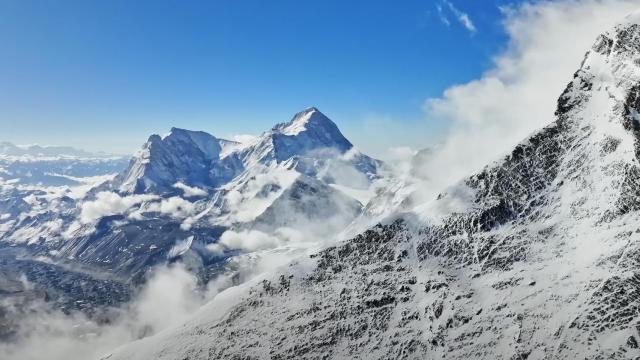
105, 15, 640, 360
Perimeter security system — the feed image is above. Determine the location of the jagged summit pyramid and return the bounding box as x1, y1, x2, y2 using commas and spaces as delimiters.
271, 107, 353, 155
105, 16, 640, 360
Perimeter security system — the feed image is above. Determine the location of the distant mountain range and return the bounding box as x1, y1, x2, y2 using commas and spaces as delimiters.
0, 141, 120, 158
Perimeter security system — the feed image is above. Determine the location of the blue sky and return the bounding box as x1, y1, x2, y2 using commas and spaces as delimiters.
0, 0, 525, 157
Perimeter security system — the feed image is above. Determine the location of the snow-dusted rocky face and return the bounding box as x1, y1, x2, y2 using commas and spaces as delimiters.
104, 17, 640, 360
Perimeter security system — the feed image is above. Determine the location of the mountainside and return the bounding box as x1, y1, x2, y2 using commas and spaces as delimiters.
105, 15, 640, 360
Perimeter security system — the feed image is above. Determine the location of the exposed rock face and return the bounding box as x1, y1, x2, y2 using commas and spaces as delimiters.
106, 15, 640, 360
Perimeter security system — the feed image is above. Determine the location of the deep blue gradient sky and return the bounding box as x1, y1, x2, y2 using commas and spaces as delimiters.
0, 0, 524, 157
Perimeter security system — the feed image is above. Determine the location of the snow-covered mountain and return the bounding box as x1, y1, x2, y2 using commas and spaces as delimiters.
115, 107, 379, 196
105, 15, 640, 360
0, 107, 383, 311
114, 128, 240, 195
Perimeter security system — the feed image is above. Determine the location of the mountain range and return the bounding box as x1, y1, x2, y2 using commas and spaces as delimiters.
0, 107, 385, 324
100, 13, 640, 360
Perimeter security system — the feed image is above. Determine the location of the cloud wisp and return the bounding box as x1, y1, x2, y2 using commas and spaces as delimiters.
436, 0, 476, 33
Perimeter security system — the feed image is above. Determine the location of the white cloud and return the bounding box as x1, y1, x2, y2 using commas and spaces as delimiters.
386, 146, 419, 178
131, 264, 201, 330
142, 196, 197, 229
445, 1, 476, 32
79, 192, 159, 224
205, 242, 225, 256
173, 182, 207, 197
213, 227, 307, 254
436, 4, 451, 27
231, 134, 258, 144
61, 220, 82, 240
157, 197, 196, 218
180, 216, 196, 231
419, 0, 640, 195
436, 1, 476, 33
218, 229, 282, 252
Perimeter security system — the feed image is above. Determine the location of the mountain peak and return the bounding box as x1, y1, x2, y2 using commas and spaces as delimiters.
168, 126, 187, 135
264, 107, 354, 162
586, 15, 640, 63
165, 127, 216, 140
274, 107, 337, 136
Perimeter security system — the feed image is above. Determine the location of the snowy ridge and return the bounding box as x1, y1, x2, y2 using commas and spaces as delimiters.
105, 17, 640, 360
114, 107, 380, 195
